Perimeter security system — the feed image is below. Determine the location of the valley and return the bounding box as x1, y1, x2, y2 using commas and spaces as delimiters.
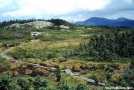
0, 19, 134, 90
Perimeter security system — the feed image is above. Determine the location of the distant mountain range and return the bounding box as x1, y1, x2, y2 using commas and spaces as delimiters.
75, 17, 134, 28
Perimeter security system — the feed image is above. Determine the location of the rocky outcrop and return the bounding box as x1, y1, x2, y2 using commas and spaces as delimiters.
5, 21, 53, 30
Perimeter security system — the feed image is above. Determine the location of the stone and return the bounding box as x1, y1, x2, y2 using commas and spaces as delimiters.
64, 69, 73, 75
31, 32, 42, 36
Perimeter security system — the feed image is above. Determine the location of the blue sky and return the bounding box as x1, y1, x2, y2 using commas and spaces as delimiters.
0, 0, 134, 22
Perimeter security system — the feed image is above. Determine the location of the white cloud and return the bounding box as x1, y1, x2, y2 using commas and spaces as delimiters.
1, 0, 134, 22
0, 0, 12, 8
2, 0, 109, 18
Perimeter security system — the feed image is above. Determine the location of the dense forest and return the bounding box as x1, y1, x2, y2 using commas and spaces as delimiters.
78, 29, 134, 61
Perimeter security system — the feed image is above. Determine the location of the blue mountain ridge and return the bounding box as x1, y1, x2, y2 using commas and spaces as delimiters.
75, 17, 134, 27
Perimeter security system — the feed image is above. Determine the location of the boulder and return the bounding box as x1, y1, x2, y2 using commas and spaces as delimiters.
31, 32, 42, 36
59, 25, 69, 30
5, 23, 20, 29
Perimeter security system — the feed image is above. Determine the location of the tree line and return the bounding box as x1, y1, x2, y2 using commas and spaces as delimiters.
0, 19, 37, 27
0, 18, 74, 28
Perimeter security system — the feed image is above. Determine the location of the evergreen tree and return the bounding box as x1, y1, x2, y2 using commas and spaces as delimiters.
91, 74, 99, 86
55, 65, 61, 82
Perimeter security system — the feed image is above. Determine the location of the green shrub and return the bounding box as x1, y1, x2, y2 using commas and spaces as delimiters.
76, 83, 89, 90
0, 73, 13, 90
90, 74, 99, 85
17, 77, 31, 90
47, 52, 57, 59
57, 80, 70, 90
33, 75, 48, 89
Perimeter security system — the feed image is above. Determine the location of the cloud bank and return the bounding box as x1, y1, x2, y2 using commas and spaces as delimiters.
0, 0, 134, 22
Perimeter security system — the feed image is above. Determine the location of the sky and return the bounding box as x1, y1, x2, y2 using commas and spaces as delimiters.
0, 0, 134, 22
